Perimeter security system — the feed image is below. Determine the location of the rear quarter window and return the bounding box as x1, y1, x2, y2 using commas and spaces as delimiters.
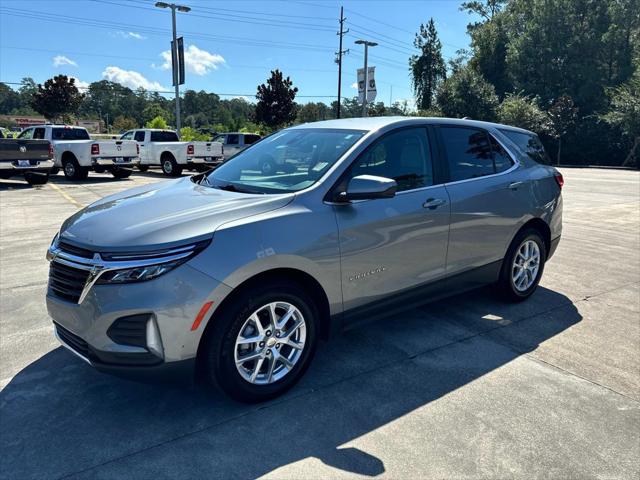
500, 130, 551, 165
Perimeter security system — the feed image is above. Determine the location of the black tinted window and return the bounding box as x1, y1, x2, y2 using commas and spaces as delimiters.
227, 134, 240, 145
32, 128, 45, 139
489, 134, 513, 173
349, 128, 433, 192
150, 131, 179, 142
441, 127, 493, 181
500, 130, 551, 165
245, 134, 260, 145
134, 131, 145, 142
18, 129, 33, 139
52, 128, 90, 140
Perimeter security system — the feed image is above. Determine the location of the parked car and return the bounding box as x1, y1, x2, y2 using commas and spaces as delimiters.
121, 129, 224, 176
0, 127, 16, 139
0, 137, 54, 184
18, 125, 139, 180
46, 117, 563, 402
212, 132, 261, 160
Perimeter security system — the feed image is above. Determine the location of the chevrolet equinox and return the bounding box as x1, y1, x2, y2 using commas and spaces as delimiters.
46, 117, 563, 402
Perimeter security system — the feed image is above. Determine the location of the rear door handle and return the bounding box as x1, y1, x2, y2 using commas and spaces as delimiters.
508, 181, 524, 190
423, 198, 446, 210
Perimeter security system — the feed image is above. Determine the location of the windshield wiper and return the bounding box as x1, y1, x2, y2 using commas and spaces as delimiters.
213, 183, 264, 194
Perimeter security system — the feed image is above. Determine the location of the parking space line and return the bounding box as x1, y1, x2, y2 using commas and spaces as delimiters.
48, 183, 85, 209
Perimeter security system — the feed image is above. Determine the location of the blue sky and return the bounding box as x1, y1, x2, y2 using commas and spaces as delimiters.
0, 0, 475, 105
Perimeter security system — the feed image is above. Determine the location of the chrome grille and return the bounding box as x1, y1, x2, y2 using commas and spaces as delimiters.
48, 261, 90, 303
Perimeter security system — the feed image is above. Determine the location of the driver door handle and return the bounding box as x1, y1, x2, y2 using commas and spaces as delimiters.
508, 181, 524, 190
423, 198, 446, 210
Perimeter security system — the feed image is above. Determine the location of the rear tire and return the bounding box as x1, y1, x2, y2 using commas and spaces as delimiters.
111, 168, 132, 179
62, 157, 88, 180
24, 172, 49, 185
202, 281, 318, 403
161, 155, 182, 177
497, 228, 547, 302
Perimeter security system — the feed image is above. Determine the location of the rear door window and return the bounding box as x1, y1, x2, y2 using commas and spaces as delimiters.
150, 131, 179, 142
500, 130, 551, 165
33, 127, 46, 139
227, 134, 240, 145
244, 134, 261, 145
440, 127, 494, 181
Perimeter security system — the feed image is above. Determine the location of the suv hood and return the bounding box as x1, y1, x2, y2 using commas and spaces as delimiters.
59, 177, 293, 251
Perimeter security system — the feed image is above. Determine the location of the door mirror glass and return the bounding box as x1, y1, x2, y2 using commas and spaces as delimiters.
339, 175, 397, 202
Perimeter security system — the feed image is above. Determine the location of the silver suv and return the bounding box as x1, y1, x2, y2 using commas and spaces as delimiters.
46, 117, 563, 402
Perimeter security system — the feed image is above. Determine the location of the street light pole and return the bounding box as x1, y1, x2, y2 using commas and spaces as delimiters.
155, 2, 190, 135
354, 40, 377, 117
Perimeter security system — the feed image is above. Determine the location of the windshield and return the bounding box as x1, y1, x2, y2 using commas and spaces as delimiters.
52, 127, 90, 140
204, 128, 366, 193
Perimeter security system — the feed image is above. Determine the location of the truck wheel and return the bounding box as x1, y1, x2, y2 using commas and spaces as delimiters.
161, 155, 182, 177
63, 158, 88, 180
25, 172, 49, 185
201, 280, 318, 403
111, 168, 132, 179
137, 165, 149, 172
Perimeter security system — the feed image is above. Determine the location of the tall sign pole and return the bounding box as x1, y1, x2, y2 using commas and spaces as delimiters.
355, 40, 377, 117
155, 2, 190, 135
335, 7, 349, 119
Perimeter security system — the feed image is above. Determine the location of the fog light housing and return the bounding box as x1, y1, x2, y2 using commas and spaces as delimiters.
146, 317, 164, 359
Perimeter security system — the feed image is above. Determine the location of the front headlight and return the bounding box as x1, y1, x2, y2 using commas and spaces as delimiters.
95, 239, 210, 285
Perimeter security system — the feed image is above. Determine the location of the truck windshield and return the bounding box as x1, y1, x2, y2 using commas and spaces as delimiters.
150, 131, 179, 142
52, 128, 90, 140
204, 128, 366, 194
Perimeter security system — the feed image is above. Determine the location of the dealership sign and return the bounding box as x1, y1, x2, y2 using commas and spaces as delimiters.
357, 66, 377, 103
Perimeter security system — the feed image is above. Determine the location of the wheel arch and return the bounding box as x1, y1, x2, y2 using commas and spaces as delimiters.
513, 217, 551, 258
195, 267, 332, 372
61, 150, 78, 163
160, 151, 176, 162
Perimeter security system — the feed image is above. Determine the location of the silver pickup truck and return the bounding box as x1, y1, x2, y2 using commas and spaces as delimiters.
0, 137, 54, 185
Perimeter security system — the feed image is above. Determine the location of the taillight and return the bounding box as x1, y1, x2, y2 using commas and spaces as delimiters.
136, 143, 140, 155
91, 143, 100, 156
554, 172, 564, 189
48, 143, 54, 159
187, 144, 194, 155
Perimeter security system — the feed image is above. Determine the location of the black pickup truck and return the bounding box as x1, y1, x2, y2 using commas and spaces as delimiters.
0, 136, 55, 185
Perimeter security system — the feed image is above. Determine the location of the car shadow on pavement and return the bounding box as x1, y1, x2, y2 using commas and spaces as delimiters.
0, 287, 581, 479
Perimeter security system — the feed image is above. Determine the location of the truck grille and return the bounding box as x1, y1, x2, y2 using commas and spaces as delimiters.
48, 261, 90, 303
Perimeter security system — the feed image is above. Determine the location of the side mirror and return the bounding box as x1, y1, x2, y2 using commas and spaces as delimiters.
337, 175, 397, 202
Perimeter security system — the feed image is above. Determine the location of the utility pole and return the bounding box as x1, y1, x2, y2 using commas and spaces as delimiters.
355, 40, 377, 117
155, 2, 190, 135
335, 6, 348, 119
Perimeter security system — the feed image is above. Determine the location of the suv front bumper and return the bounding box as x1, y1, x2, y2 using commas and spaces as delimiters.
46, 263, 232, 383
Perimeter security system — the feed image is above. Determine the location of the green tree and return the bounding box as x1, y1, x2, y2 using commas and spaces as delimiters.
410, 19, 447, 110
179, 126, 209, 141
601, 71, 640, 166
436, 65, 499, 120
30, 75, 84, 122
255, 70, 298, 129
497, 93, 549, 133
146, 115, 169, 129
142, 103, 171, 126
113, 115, 138, 132
547, 95, 578, 165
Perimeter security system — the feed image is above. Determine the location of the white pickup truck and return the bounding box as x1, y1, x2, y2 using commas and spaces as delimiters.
212, 132, 261, 160
121, 129, 224, 176
18, 125, 139, 180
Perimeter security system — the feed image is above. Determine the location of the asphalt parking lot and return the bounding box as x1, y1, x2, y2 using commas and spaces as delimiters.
1, 167, 639, 479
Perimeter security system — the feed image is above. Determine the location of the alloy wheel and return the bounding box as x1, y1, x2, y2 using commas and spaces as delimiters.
512, 239, 541, 292
234, 301, 307, 385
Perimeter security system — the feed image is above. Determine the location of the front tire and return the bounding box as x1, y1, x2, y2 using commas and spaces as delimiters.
62, 157, 89, 180
202, 281, 318, 403
497, 229, 547, 302
161, 155, 182, 177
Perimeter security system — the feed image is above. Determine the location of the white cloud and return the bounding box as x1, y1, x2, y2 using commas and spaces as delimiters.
115, 30, 146, 40
351, 82, 358, 89
70, 77, 89, 89
53, 55, 77, 67
160, 44, 225, 76
102, 66, 166, 91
